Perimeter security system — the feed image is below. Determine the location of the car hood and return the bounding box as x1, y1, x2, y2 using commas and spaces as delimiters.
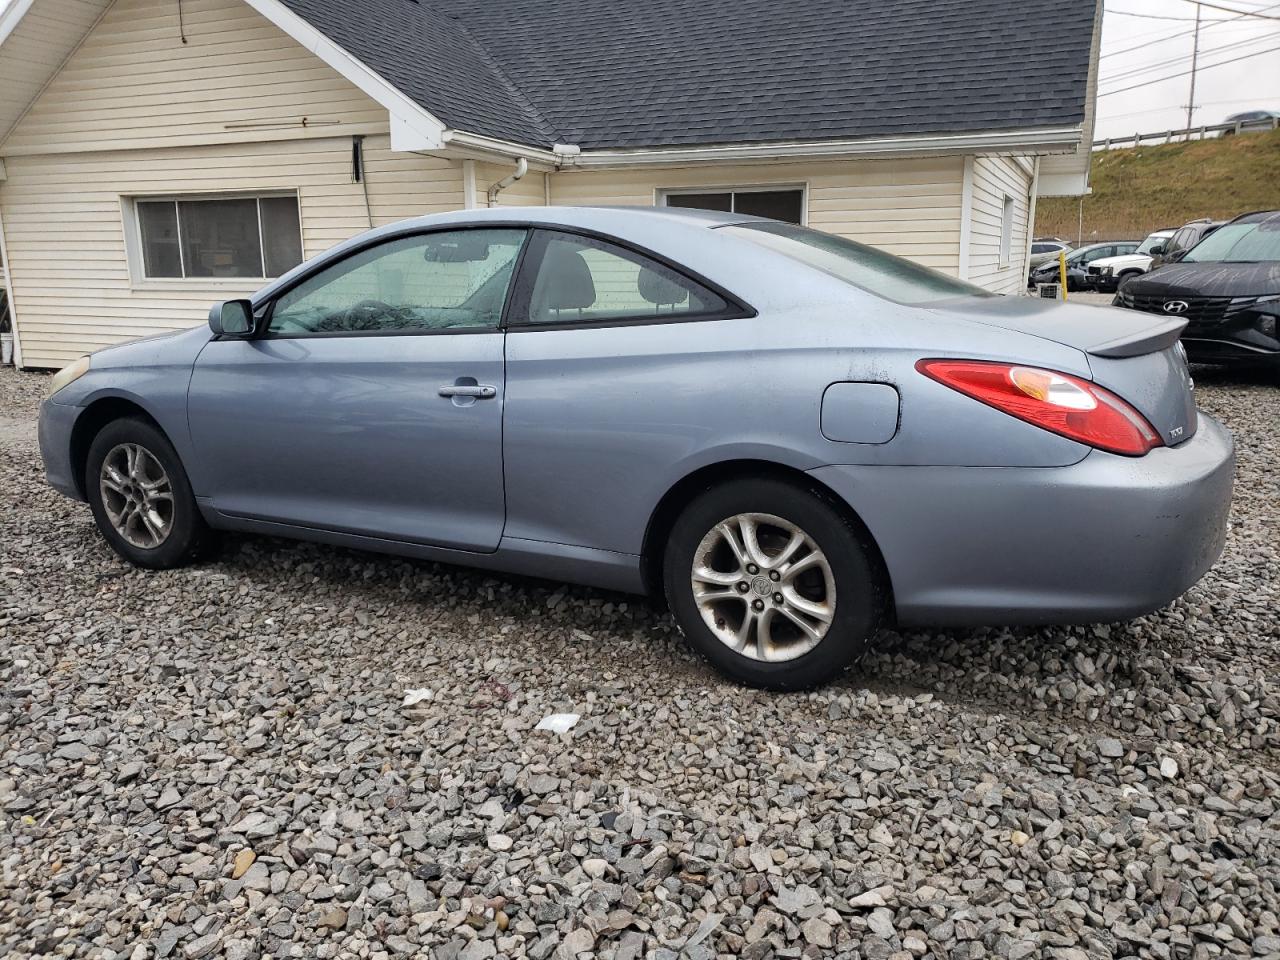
90, 324, 212, 369
1090, 253, 1152, 270
1124, 260, 1280, 298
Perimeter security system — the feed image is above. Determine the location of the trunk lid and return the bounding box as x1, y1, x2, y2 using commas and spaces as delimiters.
932, 296, 1198, 446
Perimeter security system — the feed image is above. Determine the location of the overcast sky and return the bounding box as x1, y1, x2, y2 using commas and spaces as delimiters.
1096, 0, 1280, 138
0, 0, 1276, 141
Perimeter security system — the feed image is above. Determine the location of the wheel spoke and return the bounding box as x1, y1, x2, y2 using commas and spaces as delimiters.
781, 551, 823, 582
695, 586, 744, 604
692, 565, 740, 586
715, 521, 749, 567
738, 516, 771, 568
778, 605, 824, 641
772, 529, 806, 569
782, 588, 834, 623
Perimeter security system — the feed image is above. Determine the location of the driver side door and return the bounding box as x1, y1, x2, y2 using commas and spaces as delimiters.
187, 227, 527, 552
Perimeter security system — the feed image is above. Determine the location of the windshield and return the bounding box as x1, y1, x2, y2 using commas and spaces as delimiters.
1136, 233, 1171, 255
720, 222, 992, 305
1182, 221, 1280, 263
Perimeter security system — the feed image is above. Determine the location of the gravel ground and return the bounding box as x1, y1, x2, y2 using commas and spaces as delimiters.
1, 363, 1277, 960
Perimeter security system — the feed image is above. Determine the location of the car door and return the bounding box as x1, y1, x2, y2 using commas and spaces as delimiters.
500, 228, 749, 554
187, 227, 528, 552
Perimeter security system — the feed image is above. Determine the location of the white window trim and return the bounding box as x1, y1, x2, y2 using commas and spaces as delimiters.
121, 190, 304, 290
655, 183, 809, 226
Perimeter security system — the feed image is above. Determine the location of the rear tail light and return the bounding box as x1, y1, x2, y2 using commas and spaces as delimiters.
916, 359, 1161, 456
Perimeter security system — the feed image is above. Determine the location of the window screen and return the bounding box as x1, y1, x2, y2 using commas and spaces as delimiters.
664, 188, 804, 225
135, 195, 303, 279
523, 233, 728, 325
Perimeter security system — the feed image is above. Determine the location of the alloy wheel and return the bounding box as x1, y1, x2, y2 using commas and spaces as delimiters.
99, 443, 174, 549
690, 512, 836, 662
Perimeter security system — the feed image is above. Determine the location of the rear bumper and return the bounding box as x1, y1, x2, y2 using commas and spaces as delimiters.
810, 412, 1235, 626
38, 398, 84, 501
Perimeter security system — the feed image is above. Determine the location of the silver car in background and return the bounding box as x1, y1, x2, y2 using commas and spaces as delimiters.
39, 207, 1234, 689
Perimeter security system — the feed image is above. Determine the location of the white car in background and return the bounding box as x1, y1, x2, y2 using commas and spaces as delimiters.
1085, 229, 1175, 293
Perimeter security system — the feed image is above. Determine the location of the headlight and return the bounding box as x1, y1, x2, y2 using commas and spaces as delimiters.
48, 356, 91, 397
1101, 266, 1114, 276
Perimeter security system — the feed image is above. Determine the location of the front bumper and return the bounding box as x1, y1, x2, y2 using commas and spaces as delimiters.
38, 397, 84, 501
810, 412, 1235, 626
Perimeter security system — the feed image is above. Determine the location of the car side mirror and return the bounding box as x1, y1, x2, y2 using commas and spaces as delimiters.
1149, 245, 1165, 256
208, 299, 255, 338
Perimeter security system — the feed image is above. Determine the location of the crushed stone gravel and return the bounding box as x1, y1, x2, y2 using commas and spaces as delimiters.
0, 363, 1277, 959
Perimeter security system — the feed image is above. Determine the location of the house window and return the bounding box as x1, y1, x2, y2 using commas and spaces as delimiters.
999, 195, 1015, 266
661, 187, 805, 225
134, 194, 303, 280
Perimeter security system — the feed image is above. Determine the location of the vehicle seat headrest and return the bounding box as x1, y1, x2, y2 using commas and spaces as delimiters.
637, 266, 689, 307
537, 246, 596, 312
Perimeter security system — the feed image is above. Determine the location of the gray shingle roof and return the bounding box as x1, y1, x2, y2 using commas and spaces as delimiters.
279, 0, 1098, 150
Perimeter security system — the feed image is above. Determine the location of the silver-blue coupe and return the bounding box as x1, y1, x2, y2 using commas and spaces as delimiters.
39, 207, 1234, 689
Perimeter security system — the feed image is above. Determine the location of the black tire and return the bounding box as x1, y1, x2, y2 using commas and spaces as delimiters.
85, 416, 209, 569
662, 477, 883, 690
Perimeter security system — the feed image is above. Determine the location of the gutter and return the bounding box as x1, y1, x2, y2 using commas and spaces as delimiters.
441, 124, 1082, 173
564, 126, 1084, 168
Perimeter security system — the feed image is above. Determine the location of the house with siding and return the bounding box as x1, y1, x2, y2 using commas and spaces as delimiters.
0, 0, 1100, 370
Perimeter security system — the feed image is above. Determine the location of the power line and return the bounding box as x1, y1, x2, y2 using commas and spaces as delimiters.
1180, 0, 1280, 19
1098, 42, 1280, 97
1101, 0, 1280, 59
1100, 29, 1280, 86
1109, 8, 1236, 20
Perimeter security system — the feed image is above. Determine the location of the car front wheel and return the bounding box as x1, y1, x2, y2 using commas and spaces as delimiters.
85, 417, 209, 569
663, 477, 883, 690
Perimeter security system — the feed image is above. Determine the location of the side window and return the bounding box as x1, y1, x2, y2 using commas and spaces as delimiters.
268, 228, 527, 335
1169, 229, 1192, 254
1082, 246, 1112, 263
520, 232, 729, 325
1117, 243, 1138, 255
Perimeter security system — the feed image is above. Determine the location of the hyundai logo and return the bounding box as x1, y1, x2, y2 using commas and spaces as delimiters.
1163, 300, 1190, 315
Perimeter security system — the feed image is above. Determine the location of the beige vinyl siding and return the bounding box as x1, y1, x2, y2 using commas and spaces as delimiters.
0, 0, 108, 142
967, 156, 1034, 294
1, 0, 388, 157
549, 157, 965, 273
2, 135, 463, 367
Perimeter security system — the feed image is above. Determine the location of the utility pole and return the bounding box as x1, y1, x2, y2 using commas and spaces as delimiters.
1186, 2, 1203, 138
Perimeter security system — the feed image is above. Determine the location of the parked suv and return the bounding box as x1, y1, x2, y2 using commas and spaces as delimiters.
1028, 240, 1139, 291
1085, 229, 1175, 293
1113, 209, 1280, 367
1150, 219, 1225, 269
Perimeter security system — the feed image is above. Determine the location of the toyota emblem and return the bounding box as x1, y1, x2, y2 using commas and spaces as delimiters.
1163, 300, 1190, 315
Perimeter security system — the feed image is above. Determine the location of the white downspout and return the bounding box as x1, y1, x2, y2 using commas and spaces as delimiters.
486, 157, 528, 207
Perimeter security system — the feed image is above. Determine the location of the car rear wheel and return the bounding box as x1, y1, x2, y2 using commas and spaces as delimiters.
663, 477, 883, 690
86, 417, 209, 569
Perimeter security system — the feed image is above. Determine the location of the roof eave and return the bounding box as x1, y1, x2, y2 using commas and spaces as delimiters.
561, 126, 1085, 168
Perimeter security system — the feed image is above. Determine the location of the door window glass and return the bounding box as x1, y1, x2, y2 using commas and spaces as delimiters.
268, 229, 527, 335
523, 233, 728, 325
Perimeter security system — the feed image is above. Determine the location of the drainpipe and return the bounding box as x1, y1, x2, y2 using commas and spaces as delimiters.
487, 157, 528, 207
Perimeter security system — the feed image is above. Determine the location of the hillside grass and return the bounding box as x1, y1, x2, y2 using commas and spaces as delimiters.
1036, 128, 1280, 241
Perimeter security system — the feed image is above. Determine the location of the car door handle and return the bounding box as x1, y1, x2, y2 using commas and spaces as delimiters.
438, 384, 497, 399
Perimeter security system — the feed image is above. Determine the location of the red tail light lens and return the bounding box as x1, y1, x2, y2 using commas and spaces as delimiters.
916, 359, 1161, 456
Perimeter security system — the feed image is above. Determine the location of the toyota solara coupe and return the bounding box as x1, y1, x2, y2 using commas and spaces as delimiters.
39, 207, 1235, 689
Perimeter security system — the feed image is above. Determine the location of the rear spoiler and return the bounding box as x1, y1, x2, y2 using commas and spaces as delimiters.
1088, 317, 1187, 358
